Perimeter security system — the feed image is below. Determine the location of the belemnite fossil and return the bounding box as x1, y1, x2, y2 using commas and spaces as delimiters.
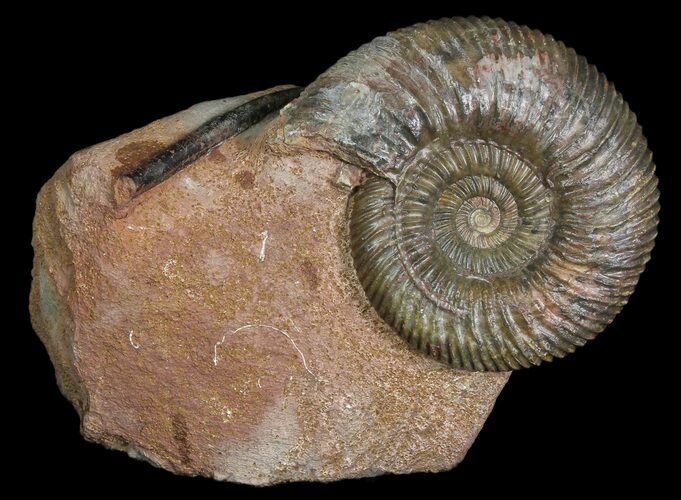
30, 17, 659, 484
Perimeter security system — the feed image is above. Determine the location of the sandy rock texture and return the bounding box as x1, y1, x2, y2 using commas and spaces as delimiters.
29, 87, 509, 485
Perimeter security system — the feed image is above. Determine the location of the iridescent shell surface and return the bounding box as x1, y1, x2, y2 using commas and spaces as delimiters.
283, 17, 659, 370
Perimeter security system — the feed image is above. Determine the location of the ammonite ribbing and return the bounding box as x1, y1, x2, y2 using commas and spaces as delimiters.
284, 17, 659, 370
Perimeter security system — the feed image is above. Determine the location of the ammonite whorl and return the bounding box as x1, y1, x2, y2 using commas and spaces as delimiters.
284, 17, 659, 370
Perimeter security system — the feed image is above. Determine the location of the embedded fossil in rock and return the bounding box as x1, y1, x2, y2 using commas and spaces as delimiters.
284, 17, 659, 371
30, 17, 658, 484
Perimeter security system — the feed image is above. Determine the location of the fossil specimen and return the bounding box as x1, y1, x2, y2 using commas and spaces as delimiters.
285, 17, 659, 371
30, 17, 658, 484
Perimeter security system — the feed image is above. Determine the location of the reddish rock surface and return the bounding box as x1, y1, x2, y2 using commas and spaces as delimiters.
30, 88, 509, 485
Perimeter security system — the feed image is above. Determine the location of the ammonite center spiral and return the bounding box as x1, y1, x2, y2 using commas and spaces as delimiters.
457, 197, 503, 237
399, 140, 554, 284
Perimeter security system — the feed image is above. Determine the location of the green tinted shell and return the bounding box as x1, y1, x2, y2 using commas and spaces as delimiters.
283, 17, 659, 370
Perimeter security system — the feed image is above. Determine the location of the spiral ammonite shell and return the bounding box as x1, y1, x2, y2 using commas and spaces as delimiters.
284, 17, 660, 370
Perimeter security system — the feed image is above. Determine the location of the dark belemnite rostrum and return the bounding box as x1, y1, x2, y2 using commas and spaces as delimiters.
121, 87, 302, 199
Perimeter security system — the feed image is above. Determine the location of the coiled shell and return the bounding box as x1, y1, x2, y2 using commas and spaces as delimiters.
283, 17, 659, 370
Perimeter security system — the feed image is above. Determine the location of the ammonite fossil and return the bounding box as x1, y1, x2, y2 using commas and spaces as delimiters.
113, 17, 660, 372
283, 17, 659, 370
30, 15, 660, 484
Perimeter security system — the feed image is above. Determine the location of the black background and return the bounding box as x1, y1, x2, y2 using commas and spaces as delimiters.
9, 3, 676, 496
